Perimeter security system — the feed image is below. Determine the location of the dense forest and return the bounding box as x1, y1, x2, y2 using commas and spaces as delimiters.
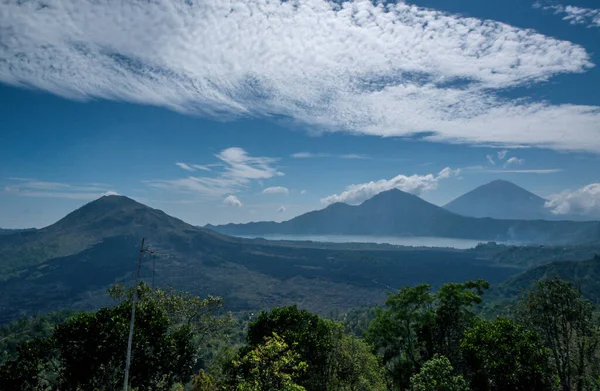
2, 272, 600, 391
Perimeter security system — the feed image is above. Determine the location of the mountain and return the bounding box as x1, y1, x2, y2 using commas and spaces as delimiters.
481, 255, 600, 316
443, 180, 550, 220
209, 189, 600, 244
0, 195, 522, 324
0, 228, 35, 236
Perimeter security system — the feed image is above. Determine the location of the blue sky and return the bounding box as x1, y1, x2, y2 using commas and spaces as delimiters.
1, 0, 599, 228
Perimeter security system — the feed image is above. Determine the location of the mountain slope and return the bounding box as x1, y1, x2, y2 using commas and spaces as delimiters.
210, 189, 600, 244
0, 195, 522, 324
482, 255, 600, 316
443, 180, 549, 220
0, 195, 231, 279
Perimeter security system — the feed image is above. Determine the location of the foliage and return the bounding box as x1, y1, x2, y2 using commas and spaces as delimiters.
328, 333, 387, 391
462, 317, 555, 391
0, 309, 76, 366
518, 278, 600, 391
366, 280, 488, 389
0, 283, 229, 390
229, 333, 307, 391
409, 354, 469, 391
366, 284, 434, 389
245, 305, 337, 391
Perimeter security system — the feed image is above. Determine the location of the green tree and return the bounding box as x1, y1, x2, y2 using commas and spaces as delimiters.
0, 283, 230, 390
409, 354, 469, 391
429, 279, 489, 367
245, 305, 337, 391
461, 317, 555, 391
329, 333, 386, 391
229, 333, 307, 391
519, 278, 600, 391
366, 284, 434, 390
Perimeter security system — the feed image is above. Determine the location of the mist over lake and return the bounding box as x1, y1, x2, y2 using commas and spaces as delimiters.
235, 234, 486, 249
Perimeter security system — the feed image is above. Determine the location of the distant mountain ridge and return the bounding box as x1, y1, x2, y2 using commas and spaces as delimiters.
0, 195, 520, 324
444, 180, 550, 220
208, 188, 600, 244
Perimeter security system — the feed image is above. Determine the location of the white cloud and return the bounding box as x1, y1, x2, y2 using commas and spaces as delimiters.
176, 162, 212, 172
192, 164, 212, 171
497, 150, 509, 160
291, 152, 368, 159
223, 195, 243, 208
1, 0, 599, 151
486, 155, 496, 165
262, 186, 289, 195
176, 162, 195, 171
545, 183, 600, 216
3, 179, 117, 200
103, 191, 119, 196
277, 206, 286, 213
300, 190, 307, 195
504, 157, 525, 167
486, 169, 562, 174
148, 147, 282, 197
291, 152, 327, 159
321, 167, 459, 205
535, 2, 600, 28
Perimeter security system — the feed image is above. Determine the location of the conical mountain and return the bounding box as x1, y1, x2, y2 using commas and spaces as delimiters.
0, 195, 226, 277
443, 180, 549, 220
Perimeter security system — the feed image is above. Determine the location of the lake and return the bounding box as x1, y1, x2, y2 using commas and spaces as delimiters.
235, 234, 485, 249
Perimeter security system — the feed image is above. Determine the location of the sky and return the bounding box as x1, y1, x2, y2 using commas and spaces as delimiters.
0, 0, 599, 228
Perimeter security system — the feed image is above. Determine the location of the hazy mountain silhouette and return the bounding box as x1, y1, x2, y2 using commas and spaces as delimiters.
443, 180, 550, 220
0, 195, 520, 324
209, 188, 600, 244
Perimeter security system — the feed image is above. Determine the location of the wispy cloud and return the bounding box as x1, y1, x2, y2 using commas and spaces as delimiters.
545, 183, 600, 216
1, 0, 598, 151
504, 157, 525, 167
497, 150, 509, 160
176, 162, 213, 172
223, 195, 243, 208
485, 169, 563, 174
262, 186, 289, 195
291, 152, 368, 159
148, 147, 283, 197
321, 167, 460, 205
534, 2, 600, 28
277, 206, 286, 213
3, 179, 117, 200
486, 155, 496, 165
176, 162, 195, 172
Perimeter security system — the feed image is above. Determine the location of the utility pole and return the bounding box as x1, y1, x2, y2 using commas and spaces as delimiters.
123, 237, 146, 391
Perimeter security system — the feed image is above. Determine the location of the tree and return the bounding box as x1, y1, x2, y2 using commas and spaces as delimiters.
430, 279, 489, 367
0, 283, 230, 390
519, 278, 600, 391
329, 333, 386, 391
366, 281, 488, 390
461, 317, 555, 391
366, 284, 434, 390
245, 305, 337, 391
409, 354, 469, 391
229, 333, 307, 391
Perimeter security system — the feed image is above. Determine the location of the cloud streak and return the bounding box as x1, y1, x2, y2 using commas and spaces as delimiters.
321, 167, 459, 205
3, 179, 117, 200
262, 186, 289, 195
148, 147, 283, 197
1, 0, 599, 151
